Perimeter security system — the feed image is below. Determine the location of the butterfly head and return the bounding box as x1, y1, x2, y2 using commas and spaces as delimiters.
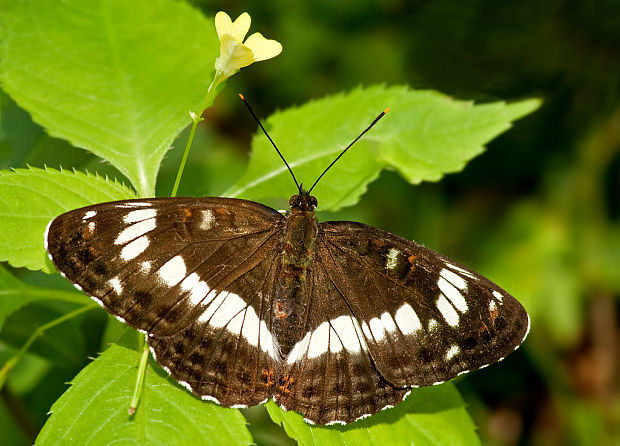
289, 189, 318, 212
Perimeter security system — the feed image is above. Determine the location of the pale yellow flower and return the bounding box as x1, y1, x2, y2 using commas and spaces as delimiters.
214, 12, 282, 78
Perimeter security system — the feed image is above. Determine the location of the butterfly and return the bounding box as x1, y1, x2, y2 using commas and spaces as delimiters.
45, 100, 529, 425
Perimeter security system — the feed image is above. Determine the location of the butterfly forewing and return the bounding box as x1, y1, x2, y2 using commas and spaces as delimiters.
319, 221, 530, 388
46, 198, 285, 406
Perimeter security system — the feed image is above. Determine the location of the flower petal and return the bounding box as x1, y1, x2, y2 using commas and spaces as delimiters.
214, 11, 233, 39
244, 32, 282, 61
230, 12, 251, 42
215, 34, 255, 76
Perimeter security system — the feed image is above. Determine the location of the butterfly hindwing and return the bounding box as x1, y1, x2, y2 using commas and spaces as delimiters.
319, 221, 530, 388
276, 258, 408, 424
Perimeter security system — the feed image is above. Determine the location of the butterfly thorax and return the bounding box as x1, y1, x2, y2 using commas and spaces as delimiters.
282, 191, 318, 268
272, 191, 319, 356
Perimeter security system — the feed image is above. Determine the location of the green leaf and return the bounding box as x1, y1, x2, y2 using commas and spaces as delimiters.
227, 85, 541, 210
35, 341, 253, 446
0, 346, 52, 394
1, 303, 87, 370
267, 384, 480, 445
0, 167, 136, 272
0, 0, 218, 197
0, 265, 45, 332
0, 265, 89, 332
0, 265, 37, 332
0, 90, 98, 172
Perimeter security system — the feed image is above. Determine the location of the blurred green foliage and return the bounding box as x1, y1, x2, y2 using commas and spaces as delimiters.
1, 0, 619, 445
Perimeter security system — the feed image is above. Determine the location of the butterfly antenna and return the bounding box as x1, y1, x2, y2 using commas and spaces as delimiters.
307, 108, 390, 194
239, 94, 301, 192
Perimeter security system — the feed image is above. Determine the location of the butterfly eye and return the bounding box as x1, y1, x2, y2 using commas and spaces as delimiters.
310, 196, 318, 208
289, 195, 300, 207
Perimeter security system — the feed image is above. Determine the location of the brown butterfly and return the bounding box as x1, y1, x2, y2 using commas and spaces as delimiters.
46, 100, 529, 425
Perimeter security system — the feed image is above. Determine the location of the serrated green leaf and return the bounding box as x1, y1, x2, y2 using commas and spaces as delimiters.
267, 384, 480, 446
0, 0, 218, 197
227, 85, 540, 210
0, 167, 136, 272
35, 342, 253, 446
0, 90, 97, 170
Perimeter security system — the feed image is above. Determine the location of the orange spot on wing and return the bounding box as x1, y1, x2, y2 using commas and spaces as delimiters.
262, 368, 275, 387
408, 254, 417, 271
279, 375, 295, 394
181, 208, 192, 222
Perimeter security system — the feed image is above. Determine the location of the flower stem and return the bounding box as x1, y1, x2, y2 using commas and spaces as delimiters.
169, 71, 223, 198
170, 114, 202, 198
